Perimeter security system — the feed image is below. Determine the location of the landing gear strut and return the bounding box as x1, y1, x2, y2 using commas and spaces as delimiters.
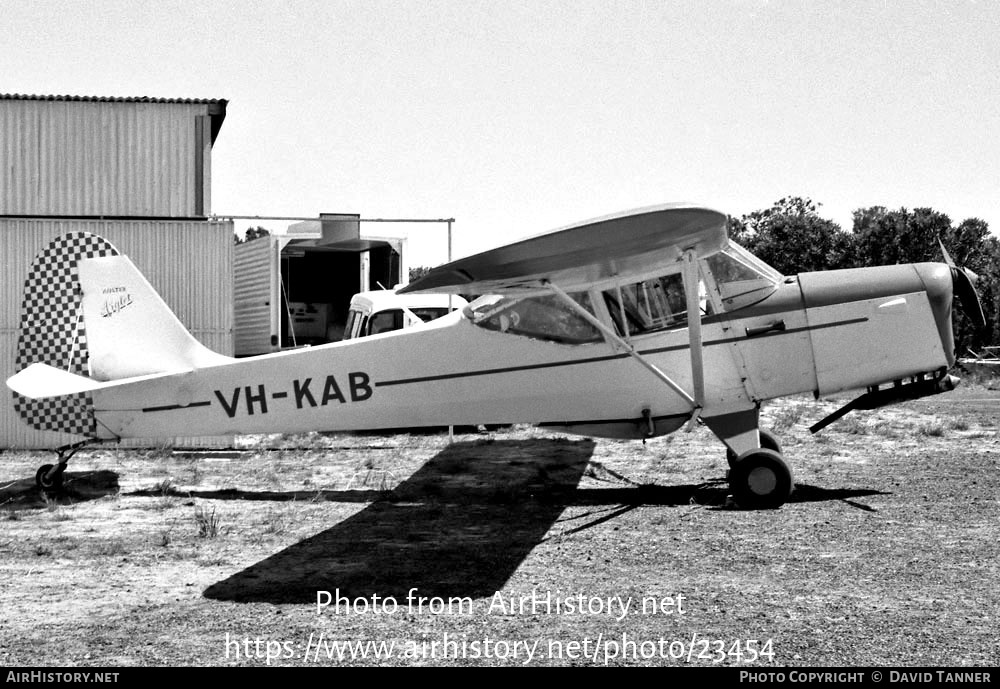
34, 440, 95, 492
726, 428, 781, 468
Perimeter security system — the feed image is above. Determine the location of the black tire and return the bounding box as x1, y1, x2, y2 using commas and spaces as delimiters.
759, 429, 782, 454
35, 464, 63, 491
726, 428, 782, 467
729, 448, 793, 509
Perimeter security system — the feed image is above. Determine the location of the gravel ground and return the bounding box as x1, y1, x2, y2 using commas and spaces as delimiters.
1, 385, 998, 666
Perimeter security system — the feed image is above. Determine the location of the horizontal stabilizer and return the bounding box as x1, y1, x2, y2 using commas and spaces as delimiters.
7, 363, 111, 399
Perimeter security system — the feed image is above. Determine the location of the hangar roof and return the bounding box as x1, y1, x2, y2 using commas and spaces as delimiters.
0, 93, 228, 143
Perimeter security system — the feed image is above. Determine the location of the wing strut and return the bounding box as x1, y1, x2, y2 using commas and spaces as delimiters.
682, 249, 706, 425
543, 281, 697, 409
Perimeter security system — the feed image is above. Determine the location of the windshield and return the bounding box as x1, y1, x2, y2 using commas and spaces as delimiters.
704, 243, 781, 311
467, 292, 601, 344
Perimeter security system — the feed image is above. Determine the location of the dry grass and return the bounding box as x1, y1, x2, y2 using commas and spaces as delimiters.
194, 506, 224, 538
0, 387, 998, 667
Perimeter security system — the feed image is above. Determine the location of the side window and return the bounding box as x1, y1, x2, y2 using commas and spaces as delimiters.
603, 273, 712, 336
367, 309, 405, 335
410, 307, 449, 323
469, 292, 601, 344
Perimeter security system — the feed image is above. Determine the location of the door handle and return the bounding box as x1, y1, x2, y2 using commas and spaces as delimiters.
745, 320, 786, 337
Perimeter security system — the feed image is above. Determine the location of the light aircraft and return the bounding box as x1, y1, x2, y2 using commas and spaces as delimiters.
6, 204, 984, 509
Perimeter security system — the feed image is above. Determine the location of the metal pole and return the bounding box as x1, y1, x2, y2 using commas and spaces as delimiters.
448, 218, 455, 444
213, 214, 455, 223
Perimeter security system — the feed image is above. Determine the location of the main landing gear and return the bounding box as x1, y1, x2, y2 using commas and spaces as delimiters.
703, 411, 794, 510
34, 440, 95, 492
728, 446, 793, 510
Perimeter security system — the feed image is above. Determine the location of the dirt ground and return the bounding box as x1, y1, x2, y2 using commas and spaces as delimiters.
1, 383, 998, 667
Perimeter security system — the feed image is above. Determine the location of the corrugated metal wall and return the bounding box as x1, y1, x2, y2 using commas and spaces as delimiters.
234, 237, 278, 356
0, 100, 212, 217
0, 218, 234, 448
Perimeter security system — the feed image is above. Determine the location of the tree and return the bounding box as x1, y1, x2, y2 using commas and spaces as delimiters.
951, 219, 998, 352
409, 266, 432, 283
851, 206, 952, 267
733, 197, 854, 274
234, 226, 271, 244
973, 235, 1000, 351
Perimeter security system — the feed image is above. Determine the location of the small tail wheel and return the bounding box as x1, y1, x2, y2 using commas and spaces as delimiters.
729, 448, 793, 509
726, 428, 782, 468
35, 464, 64, 491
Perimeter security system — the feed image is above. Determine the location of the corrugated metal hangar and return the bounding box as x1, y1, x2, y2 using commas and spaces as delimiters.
0, 94, 234, 449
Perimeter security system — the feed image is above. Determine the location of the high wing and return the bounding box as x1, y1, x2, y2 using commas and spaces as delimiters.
400, 203, 729, 295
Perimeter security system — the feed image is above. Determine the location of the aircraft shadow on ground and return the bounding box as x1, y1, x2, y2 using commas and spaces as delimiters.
204, 438, 596, 603
0, 470, 120, 509
566, 481, 887, 513
203, 438, 889, 604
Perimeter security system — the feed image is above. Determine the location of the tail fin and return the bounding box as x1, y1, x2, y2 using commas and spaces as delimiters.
11, 232, 231, 436
76, 253, 230, 379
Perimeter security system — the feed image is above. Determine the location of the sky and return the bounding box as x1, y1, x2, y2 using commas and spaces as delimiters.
3, 0, 998, 267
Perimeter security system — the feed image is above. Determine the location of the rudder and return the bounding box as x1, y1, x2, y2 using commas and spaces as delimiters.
13, 232, 120, 436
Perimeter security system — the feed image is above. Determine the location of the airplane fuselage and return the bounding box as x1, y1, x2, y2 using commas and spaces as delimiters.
87, 262, 953, 441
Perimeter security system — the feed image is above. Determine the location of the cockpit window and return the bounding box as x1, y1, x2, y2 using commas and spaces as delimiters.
704, 243, 781, 311
602, 272, 712, 336
467, 292, 601, 344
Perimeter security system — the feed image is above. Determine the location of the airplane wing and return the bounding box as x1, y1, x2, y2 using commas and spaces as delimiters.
400, 203, 729, 295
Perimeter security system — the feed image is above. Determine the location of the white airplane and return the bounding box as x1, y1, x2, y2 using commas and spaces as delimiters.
6, 204, 984, 509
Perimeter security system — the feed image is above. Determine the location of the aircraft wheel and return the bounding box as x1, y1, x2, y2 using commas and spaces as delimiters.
729, 448, 793, 510
35, 464, 63, 491
726, 428, 782, 467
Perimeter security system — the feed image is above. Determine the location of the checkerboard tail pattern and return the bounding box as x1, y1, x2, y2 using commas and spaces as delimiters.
13, 232, 121, 436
